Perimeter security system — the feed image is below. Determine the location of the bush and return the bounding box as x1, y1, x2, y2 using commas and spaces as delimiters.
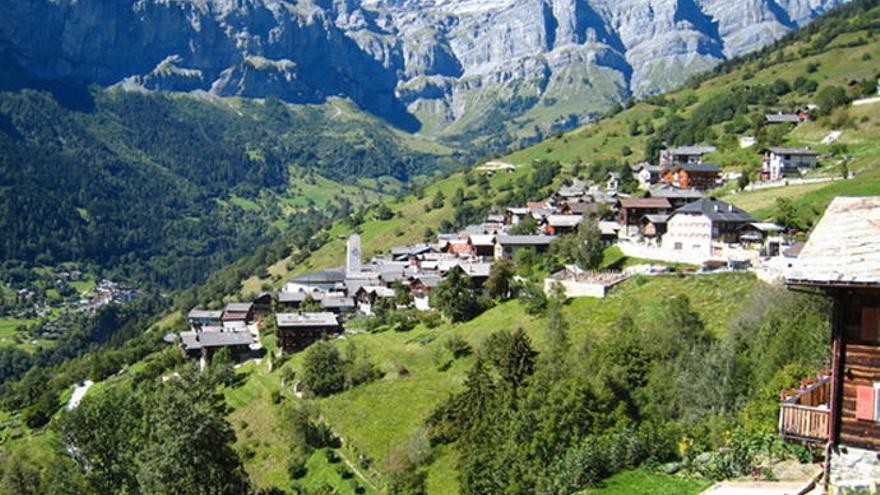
287, 455, 308, 479
443, 336, 472, 359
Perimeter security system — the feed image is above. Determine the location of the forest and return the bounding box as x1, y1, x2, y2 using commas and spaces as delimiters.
0, 81, 449, 290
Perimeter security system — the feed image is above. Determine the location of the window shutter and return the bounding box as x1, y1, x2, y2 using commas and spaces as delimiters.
856, 385, 875, 421
861, 307, 880, 342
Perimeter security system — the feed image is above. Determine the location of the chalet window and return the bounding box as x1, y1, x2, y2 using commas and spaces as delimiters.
674, 242, 682, 250
861, 307, 880, 342
856, 384, 880, 422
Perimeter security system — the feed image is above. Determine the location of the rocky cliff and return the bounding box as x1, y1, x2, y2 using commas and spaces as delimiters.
0, 0, 847, 141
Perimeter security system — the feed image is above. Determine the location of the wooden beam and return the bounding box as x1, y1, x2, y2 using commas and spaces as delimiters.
829, 291, 845, 446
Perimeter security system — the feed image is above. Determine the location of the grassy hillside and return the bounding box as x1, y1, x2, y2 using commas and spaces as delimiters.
228, 273, 757, 494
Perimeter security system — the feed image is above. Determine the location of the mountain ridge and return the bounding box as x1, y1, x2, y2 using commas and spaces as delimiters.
0, 0, 848, 143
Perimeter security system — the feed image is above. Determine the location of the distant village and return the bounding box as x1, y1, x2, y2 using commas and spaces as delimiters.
175, 140, 839, 363
1, 268, 140, 345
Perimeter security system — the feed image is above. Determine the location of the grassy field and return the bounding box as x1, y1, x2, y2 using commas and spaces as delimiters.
582, 469, 713, 495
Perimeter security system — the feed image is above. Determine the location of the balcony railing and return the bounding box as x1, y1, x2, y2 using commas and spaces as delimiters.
779, 375, 831, 444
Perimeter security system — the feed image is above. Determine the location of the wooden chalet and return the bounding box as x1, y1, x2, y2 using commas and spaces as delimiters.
408, 274, 442, 311
222, 302, 254, 327
276, 312, 341, 351
660, 162, 721, 190
252, 292, 273, 320
354, 286, 395, 315
187, 309, 223, 330
617, 197, 672, 236
784, 197, 880, 486
178, 329, 254, 361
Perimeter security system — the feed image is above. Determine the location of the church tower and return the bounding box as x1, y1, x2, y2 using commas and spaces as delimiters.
346, 234, 362, 276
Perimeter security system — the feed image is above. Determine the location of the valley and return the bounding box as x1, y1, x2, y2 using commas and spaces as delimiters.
2, 1, 880, 495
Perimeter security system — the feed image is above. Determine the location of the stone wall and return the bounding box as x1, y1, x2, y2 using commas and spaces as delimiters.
830, 446, 880, 494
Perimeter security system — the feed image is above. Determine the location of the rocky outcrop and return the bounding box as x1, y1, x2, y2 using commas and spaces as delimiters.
0, 0, 847, 138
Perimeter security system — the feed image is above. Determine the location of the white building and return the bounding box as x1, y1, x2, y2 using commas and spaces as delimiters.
662, 198, 755, 256
762, 147, 819, 180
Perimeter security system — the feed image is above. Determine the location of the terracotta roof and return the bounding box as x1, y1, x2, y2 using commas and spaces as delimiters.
787, 197, 880, 286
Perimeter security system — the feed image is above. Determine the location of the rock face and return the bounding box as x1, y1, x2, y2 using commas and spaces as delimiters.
0, 0, 847, 138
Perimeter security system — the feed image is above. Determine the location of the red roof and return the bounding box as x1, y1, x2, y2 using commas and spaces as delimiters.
222, 312, 249, 321
618, 197, 672, 209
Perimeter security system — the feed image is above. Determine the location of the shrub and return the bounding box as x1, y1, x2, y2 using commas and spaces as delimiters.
443, 336, 472, 359
287, 455, 308, 479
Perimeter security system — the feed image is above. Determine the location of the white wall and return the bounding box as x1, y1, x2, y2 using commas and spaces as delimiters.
663, 214, 713, 255
543, 279, 609, 298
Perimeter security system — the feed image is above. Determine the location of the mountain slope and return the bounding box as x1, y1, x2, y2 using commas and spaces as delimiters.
0, 86, 437, 289
0, 0, 846, 150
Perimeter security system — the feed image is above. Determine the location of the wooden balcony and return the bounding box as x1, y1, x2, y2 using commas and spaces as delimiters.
779, 376, 831, 444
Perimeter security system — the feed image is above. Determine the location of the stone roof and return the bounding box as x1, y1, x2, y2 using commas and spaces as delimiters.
673, 198, 754, 223
224, 302, 253, 313
546, 215, 583, 227
787, 197, 880, 286
767, 147, 818, 156
496, 235, 557, 246
647, 184, 704, 200
188, 309, 223, 320
618, 197, 672, 209
765, 113, 801, 123
276, 312, 339, 327
679, 162, 721, 173
179, 330, 253, 351
668, 145, 717, 155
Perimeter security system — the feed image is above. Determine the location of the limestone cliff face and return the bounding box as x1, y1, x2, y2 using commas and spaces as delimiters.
0, 0, 846, 136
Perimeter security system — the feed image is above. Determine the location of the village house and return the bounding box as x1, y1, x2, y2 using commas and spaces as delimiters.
222, 302, 254, 329
457, 263, 492, 290
781, 197, 880, 492
494, 235, 557, 259
320, 295, 356, 315
177, 328, 255, 361
598, 221, 621, 247
187, 309, 223, 330
762, 147, 819, 180
354, 286, 396, 315
276, 312, 341, 351
737, 222, 784, 256
557, 178, 588, 199
645, 184, 703, 209
606, 172, 621, 193
277, 291, 314, 311
409, 274, 442, 311
544, 214, 583, 235
660, 162, 721, 190
632, 163, 665, 189
662, 198, 754, 255
764, 110, 810, 125
562, 200, 603, 216
252, 292, 273, 320
659, 145, 717, 166
640, 214, 669, 241
467, 234, 496, 257
504, 207, 531, 225
617, 197, 673, 237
